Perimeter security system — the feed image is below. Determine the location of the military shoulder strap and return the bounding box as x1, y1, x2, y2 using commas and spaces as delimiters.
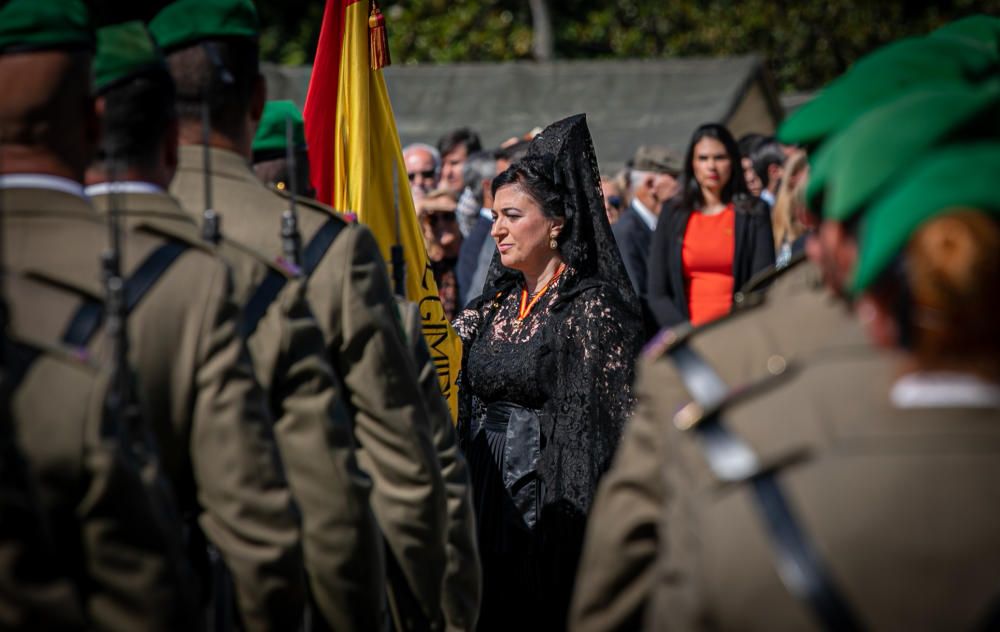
663, 332, 864, 631
239, 216, 346, 340
4, 331, 97, 395
62, 238, 189, 348
642, 299, 763, 361
735, 251, 809, 307
643, 257, 810, 363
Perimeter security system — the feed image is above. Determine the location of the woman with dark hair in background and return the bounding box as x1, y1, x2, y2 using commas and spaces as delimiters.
453, 114, 642, 631
646, 123, 775, 328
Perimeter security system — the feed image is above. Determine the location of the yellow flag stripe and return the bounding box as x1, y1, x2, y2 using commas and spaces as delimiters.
334, 1, 462, 420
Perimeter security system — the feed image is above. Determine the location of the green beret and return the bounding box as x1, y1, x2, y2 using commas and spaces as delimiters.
148, 0, 259, 53
778, 35, 996, 148
94, 21, 166, 95
0, 0, 94, 54
930, 14, 1000, 54
821, 83, 1000, 223
852, 142, 1000, 294
252, 100, 306, 161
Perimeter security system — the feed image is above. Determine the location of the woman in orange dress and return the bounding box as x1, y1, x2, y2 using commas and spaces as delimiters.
647, 123, 775, 328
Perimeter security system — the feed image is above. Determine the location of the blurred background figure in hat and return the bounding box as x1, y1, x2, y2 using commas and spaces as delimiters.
252, 99, 315, 197
612, 144, 681, 298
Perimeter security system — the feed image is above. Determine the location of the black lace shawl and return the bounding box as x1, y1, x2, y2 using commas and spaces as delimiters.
455, 114, 642, 520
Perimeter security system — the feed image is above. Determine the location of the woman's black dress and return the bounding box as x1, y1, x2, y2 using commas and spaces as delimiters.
454, 267, 640, 631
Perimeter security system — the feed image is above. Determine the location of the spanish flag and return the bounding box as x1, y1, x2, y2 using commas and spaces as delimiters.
303, 0, 462, 420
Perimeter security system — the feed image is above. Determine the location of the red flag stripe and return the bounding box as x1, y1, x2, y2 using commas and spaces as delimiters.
303, 0, 359, 205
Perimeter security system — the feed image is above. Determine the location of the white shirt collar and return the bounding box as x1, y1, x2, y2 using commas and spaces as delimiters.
84, 181, 165, 197
631, 198, 657, 231
0, 174, 86, 199
890, 372, 1000, 409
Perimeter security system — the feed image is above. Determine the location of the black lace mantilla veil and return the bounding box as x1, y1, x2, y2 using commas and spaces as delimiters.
480, 114, 641, 314
456, 113, 643, 526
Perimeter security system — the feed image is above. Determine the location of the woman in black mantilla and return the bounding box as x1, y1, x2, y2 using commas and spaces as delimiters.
453, 114, 643, 630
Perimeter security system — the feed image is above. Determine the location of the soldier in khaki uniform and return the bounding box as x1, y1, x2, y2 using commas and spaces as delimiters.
572, 20, 1000, 632
394, 298, 481, 632
570, 234, 864, 631
150, 1, 451, 626
252, 99, 483, 631
2, 323, 202, 632
84, 22, 383, 630
646, 146, 1000, 632
0, 4, 306, 630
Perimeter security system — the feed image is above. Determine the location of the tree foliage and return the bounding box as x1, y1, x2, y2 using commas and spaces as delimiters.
257, 0, 999, 92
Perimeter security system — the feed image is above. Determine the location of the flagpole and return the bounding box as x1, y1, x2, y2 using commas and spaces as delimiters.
391, 161, 405, 297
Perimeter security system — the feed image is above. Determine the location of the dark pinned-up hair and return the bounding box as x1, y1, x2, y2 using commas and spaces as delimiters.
678, 123, 750, 215
491, 156, 565, 220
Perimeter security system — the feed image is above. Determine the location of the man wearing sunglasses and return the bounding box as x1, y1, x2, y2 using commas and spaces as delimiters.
601, 175, 625, 225
404, 142, 441, 202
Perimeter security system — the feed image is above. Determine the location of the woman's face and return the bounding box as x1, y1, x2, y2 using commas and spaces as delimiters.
692, 137, 732, 197
490, 184, 563, 274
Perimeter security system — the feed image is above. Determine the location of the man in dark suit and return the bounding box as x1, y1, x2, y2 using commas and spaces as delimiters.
612, 146, 681, 296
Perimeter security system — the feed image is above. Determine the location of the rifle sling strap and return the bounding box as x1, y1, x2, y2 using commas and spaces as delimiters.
239, 217, 343, 340
666, 341, 863, 632
62, 240, 189, 348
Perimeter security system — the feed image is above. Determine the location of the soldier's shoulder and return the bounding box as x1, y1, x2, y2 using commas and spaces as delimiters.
7, 332, 101, 375
739, 253, 821, 305
643, 259, 830, 367
124, 222, 235, 285
268, 186, 354, 227
130, 219, 213, 254
641, 295, 765, 363
220, 235, 296, 279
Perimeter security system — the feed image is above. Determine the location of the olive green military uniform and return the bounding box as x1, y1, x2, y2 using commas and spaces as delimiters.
396, 297, 481, 631
89, 188, 385, 631
1, 319, 200, 632
646, 336, 1000, 630
0, 336, 81, 632
172, 146, 449, 622
571, 257, 865, 631
2, 186, 305, 631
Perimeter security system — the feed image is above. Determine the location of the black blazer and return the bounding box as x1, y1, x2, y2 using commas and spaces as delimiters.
612, 203, 654, 296
646, 197, 775, 328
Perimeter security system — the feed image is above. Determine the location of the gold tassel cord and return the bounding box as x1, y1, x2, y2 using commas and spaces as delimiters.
369, 1, 391, 70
